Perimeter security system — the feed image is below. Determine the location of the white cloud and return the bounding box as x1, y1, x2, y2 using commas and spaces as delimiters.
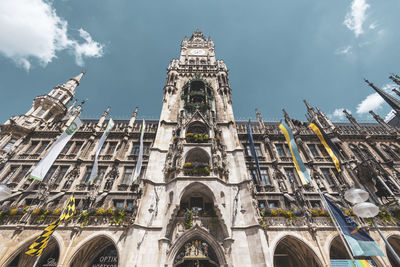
356, 93, 384, 114
356, 83, 395, 114
335, 45, 352, 55
344, 0, 370, 37
0, 0, 104, 70
328, 108, 348, 121
369, 22, 377, 29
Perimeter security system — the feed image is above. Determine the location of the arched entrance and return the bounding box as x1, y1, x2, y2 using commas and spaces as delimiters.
330, 235, 379, 267
386, 235, 400, 266
174, 239, 219, 267
7, 237, 59, 267
273, 236, 322, 267
70, 236, 118, 267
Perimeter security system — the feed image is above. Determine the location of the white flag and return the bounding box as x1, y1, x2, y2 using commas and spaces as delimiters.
132, 120, 145, 184
88, 118, 115, 183
30, 117, 83, 181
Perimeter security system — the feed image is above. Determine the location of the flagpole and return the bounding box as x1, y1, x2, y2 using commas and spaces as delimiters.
317, 188, 356, 264
59, 231, 77, 267
32, 253, 42, 267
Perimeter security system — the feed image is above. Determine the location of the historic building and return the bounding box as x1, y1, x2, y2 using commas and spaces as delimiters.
0, 30, 400, 267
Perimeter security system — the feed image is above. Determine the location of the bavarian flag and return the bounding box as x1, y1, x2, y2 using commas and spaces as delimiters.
324, 195, 385, 257
279, 121, 311, 185
26, 195, 75, 256
308, 123, 341, 173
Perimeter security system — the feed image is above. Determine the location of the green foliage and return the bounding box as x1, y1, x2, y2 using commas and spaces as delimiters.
184, 209, 193, 229
111, 210, 127, 225
378, 208, 396, 225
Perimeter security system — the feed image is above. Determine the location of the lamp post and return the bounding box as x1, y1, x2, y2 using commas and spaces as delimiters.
344, 188, 400, 266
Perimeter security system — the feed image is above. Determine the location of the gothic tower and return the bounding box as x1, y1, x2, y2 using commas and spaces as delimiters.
125, 30, 267, 266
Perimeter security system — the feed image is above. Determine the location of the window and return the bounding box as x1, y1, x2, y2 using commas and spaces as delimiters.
254, 144, 263, 157
131, 144, 140, 155
276, 144, 286, 157
106, 142, 117, 154
2, 166, 18, 182
321, 168, 334, 185
143, 143, 151, 155
258, 200, 266, 209
36, 141, 50, 154
268, 201, 279, 209
260, 169, 271, 185
310, 201, 321, 208
308, 144, 319, 157
37, 109, 46, 117
26, 141, 39, 154
245, 144, 263, 157
3, 138, 17, 151
55, 92, 62, 99
43, 167, 57, 183
13, 166, 30, 183
122, 167, 133, 184
83, 167, 92, 183
349, 144, 362, 161
70, 141, 83, 154
61, 142, 72, 154
100, 142, 107, 155
114, 200, 124, 209
284, 168, 297, 185
127, 200, 134, 208
54, 166, 69, 183
317, 144, 329, 157
98, 167, 107, 180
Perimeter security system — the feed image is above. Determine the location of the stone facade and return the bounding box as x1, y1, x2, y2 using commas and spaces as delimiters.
0, 30, 400, 267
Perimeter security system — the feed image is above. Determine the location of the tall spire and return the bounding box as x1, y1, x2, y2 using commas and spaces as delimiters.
364, 79, 400, 114
128, 107, 139, 130
369, 110, 396, 134
96, 106, 110, 129
393, 88, 400, 97
343, 109, 363, 132
62, 70, 86, 93
255, 108, 265, 130
389, 74, 400, 86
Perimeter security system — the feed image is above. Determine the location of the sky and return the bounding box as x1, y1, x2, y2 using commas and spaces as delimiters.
0, 0, 399, 123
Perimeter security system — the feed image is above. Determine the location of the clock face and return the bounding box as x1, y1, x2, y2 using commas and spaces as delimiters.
190, 49, 205, 55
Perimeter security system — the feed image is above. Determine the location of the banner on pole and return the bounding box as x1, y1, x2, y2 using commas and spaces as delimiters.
331, 259, 376, 267
132, 120, 145, 184
30, 117, 82, 181
88, 118, 115, 183
279, 121, 311, 185
324, 196, 385, 257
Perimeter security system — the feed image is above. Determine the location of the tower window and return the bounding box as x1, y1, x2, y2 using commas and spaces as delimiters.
36, 141, 50, 154
321, 168, 334, 185
2, 138, 17, 151
55, 92, 63, 99
37, 109, 46, 117
275, 144, 286, 158
308, 144, 319, 157
260, 169, 271, 185
26, 141, 39, 154
13, 166, 30, 183
284, 168, 297, 185
122, 167, 133, 185
83, 167, 92, 183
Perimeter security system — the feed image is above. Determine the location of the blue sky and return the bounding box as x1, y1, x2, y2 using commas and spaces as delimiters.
0, 0, 399, 123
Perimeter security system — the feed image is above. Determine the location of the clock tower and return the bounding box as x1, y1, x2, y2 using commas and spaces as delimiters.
128, 30, 266, 266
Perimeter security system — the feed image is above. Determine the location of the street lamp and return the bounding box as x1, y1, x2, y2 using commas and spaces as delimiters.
344, 188, 400, 266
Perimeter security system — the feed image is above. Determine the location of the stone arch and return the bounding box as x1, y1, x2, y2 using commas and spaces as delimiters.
328, 234, 384, 267
167, 226, 227, 267
184, 147, 210, 164
4, 233, 63, 267
165, 182, 229, 243
386, 234, 400, 266
272, 234, 323, 267
67, 233, 119, 267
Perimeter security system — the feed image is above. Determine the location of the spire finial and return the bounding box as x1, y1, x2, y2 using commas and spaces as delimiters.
365, 78, 400, 114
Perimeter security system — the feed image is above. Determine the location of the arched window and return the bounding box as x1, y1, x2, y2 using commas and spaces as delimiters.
358, 144, 374, 160
183, 148, 210, 176
186, 122, 209, 143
